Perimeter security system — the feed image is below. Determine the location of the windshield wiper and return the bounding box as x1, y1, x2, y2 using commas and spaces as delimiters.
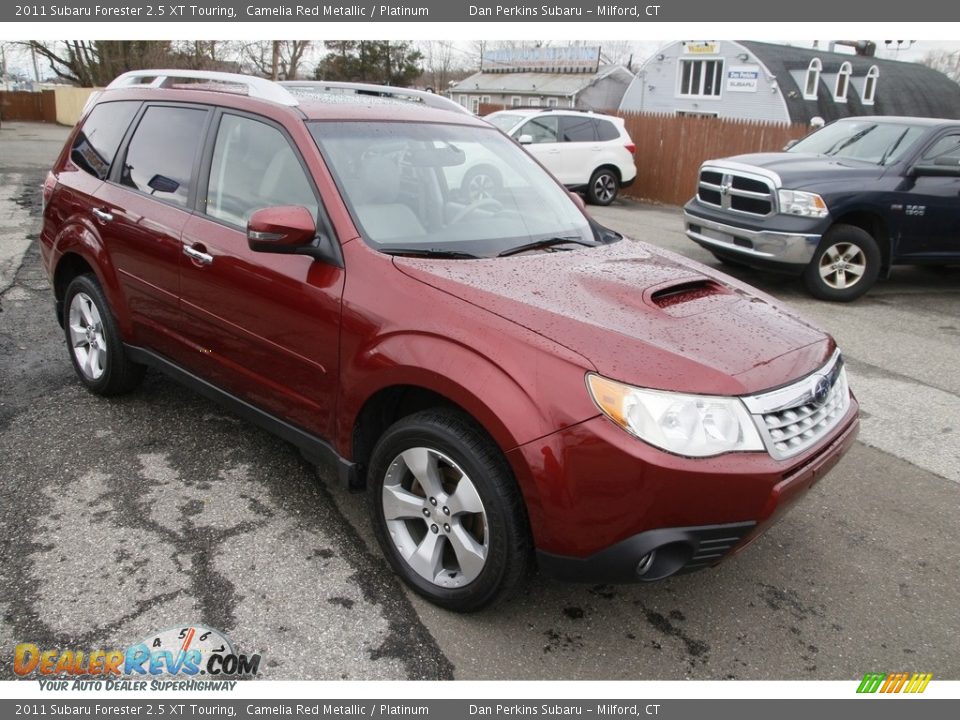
382, 247, 480, 259
497, 236, 596, 257
823, 127, 873, 156
878, 128, 910, 166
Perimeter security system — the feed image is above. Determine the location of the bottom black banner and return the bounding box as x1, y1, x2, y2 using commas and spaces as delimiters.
3, 700, 957, 720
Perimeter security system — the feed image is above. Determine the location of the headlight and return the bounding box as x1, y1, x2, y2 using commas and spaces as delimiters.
587, 374, 764, 457
777, 189, 828, 218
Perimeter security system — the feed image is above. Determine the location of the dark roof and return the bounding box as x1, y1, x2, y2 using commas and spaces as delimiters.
739, 41, 960, 123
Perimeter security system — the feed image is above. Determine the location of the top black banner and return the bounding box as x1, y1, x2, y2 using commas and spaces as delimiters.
5, 0, 960, 22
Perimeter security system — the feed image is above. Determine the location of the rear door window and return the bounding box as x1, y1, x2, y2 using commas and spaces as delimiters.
595, 119, 620, 142
559, 116, 597, 142
118, 105, 208, 207
70, 101, 140, 180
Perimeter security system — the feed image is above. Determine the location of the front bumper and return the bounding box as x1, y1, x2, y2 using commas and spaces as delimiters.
510, 400, 859, 583
684, 205, 823, 268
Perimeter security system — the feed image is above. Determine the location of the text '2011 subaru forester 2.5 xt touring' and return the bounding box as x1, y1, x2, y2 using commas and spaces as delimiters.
41, 70, 859, 611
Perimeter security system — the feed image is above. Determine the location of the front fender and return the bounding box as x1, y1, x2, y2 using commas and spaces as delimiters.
338, 329, 597, 456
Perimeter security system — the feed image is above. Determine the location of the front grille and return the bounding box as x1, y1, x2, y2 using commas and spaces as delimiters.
743, 353, 850, 461
697, 166, 775, 216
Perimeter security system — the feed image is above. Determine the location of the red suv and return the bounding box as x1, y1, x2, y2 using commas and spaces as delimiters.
40, 70, 859, 611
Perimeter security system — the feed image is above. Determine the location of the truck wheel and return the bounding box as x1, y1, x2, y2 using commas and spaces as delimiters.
803, 225, 880, 301
587, 168, 619, 206
63, 274, 145, 395
367, 410, 531, 612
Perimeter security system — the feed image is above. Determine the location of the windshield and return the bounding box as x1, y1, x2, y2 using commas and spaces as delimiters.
788, 121, 926, 165
308, 121, 596, 257
485, 113, 523, 133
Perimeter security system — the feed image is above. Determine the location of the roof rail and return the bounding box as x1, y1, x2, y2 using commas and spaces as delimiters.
104, 69, 299, 107
280, 80, 472, 115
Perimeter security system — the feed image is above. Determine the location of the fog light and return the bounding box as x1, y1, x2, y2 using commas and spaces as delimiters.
636, 552, 656, 576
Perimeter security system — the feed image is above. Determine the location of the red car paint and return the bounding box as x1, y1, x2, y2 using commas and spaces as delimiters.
40, 83, 858, 579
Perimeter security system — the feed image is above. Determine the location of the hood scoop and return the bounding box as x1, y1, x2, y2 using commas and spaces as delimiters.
646, 278, 735, 317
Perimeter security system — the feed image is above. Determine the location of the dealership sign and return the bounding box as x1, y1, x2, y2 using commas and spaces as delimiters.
727, 66, 760, 92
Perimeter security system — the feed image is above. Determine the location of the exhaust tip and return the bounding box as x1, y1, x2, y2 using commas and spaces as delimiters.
636, 551, 656, 577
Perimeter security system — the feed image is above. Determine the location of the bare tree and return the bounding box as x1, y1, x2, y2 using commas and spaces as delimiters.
919, 49, 960, 83
418, 41, 469, 91
241, 41, 312, 80
25, 41, 176, 86
599, 41, 637, 69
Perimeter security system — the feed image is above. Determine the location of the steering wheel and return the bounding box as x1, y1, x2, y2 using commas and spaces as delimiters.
449, 197, 503, 225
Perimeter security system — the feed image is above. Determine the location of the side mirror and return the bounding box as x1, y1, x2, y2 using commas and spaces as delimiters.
568, 191, 586, 211
248, 205, 316, 250
247, 206, 342, 266
517, 134, 534, 145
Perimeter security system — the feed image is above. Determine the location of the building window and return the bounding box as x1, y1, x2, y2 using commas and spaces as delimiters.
804, 58, 822, 100
679, 59, 723, 97
835, 62, 852, 102
546, 97, 559, 107
471, 97, 480, 114
528, 97, 541, 107
863, 65, 879, 105
511, 96, 521, 107
480, 95, 490, 104
458, 94, 468, 108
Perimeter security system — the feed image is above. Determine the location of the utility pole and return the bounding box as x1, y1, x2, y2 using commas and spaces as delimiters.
30, 42, 41, 83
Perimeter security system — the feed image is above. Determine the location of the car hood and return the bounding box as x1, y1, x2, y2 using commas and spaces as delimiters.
393, 240, 833, 396
720, 152, 885, 189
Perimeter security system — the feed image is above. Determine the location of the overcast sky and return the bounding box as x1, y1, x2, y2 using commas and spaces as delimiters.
3, 39, 959, 82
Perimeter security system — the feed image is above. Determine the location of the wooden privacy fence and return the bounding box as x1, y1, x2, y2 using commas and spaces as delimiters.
0, 91, 57, 123
477, 103, 811, 207
619, 113, 809, 206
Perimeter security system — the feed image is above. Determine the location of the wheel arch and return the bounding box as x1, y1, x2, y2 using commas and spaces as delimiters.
829, 210, 891, 274
51, 221, 130, 335
593, 163, 622, 183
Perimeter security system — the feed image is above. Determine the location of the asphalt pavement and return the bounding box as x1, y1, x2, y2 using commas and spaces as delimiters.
0, 121, 957, 681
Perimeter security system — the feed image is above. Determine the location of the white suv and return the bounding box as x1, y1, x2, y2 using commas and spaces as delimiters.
485, 109, 637, 205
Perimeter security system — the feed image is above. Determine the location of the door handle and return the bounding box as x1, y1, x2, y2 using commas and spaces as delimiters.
92, 208, 113, 222
183, 244, 214, 266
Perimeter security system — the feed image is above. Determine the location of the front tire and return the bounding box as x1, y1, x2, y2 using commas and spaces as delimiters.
367, 410, 531, 612
63, 274, 145, 395
803, 225, 881, 301
587, 167, 619, 206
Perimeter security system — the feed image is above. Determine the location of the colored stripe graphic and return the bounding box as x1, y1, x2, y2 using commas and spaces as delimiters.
857, 672, 932, 694
857, 673, 886, 693
904, 673, 933, 694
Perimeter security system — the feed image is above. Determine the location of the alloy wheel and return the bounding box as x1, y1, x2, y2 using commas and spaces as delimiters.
818, 242, 867, 290
381, 447, 488, 588
68, 292, 107, 381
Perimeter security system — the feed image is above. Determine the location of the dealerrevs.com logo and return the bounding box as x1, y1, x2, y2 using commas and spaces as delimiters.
14, 625, 261, 691
856, 672, 933, 694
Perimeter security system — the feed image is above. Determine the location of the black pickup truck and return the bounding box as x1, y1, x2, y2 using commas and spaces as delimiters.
683, 116, 960, 301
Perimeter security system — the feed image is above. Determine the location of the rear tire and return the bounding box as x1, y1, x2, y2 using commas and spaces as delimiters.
63, 274, 145, 396
803, 225, 880, 301
367, 410, 531, 612
587, 168, 619, 206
